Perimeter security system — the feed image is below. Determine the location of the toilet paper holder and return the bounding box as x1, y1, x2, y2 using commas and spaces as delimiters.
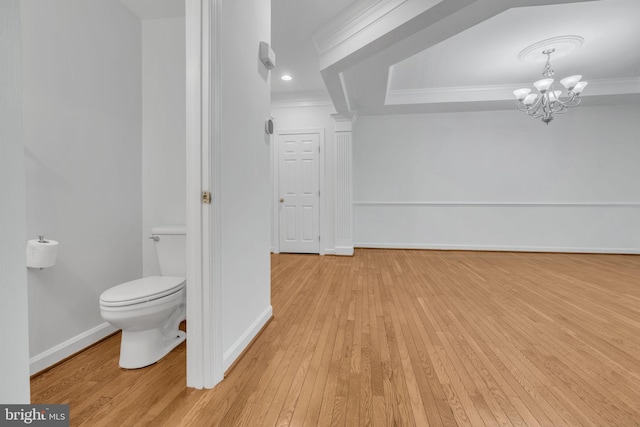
26, 235, 59, 269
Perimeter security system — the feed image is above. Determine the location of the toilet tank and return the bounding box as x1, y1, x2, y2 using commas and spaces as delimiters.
151, 225, 186, 277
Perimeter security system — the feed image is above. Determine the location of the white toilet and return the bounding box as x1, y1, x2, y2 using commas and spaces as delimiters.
99, 225, 186, 369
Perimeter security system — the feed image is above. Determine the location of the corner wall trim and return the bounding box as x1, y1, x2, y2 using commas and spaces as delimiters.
186, 0, 224, 390
335, 246, 354, 256
29, 322, 118, 375
271, 98, 334, 109
354, 242, 640, 255
223, 305, 273, 371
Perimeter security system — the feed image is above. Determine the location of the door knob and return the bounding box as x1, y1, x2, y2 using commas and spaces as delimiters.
279, 198, 285, 203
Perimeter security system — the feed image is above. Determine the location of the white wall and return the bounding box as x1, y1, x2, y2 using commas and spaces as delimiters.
142, 17, 186, 276
353, 105, 640, 253
0, 0, 31, 403
219, 0, 273, 368
21, 0, 143, 373
270, 104, 337, 254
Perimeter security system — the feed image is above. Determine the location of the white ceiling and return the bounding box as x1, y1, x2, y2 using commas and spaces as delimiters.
388, 0, 640, 90
271, 0, 351, 97
119, 0, 184, 19
273, 0, 640, 114
119, 0, 640, 114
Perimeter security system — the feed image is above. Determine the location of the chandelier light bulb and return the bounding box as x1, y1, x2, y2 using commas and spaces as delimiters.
513, 88, 531, 100
573, 81, 588, 94
533, 78, 554, 93
560, 75, 582, 90
523, 94, 538, 105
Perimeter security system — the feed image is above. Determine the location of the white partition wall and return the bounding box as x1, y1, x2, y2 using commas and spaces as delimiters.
219, 0, 272, 371
270, 107, 356, 257
187, 0, 272, 388
142, 17, 186, 277
0, 0, 30, 403
353, 105, 640, 253
271, 104, 337, 255
21, 0, 142, 374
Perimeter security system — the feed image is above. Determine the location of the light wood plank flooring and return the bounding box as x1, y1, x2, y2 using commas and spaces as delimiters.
31, 249, 640, 426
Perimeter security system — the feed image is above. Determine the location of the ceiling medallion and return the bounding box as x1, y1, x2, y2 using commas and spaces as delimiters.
513, 38, 588, 125
518, 35, 584, 63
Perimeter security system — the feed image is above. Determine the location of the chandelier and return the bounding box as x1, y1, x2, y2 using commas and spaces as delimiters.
513, 48, 587, 124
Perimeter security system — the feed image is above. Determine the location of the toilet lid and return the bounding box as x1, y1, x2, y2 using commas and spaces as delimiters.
100, 276, 185, 307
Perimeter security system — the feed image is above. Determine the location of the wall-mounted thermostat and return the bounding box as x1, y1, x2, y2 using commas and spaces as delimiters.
259, 41, 276, 70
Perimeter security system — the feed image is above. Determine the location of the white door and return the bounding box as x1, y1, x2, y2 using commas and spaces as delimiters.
278, 132, 320, 253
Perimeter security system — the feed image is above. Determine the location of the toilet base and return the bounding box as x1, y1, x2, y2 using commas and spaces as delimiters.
119, 328, 186, 369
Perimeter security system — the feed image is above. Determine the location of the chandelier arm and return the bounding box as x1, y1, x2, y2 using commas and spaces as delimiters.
562, 96, 582, 108
526, 102, 543, 117
552, 91, 578, 107
551, 103, 568, 114
518, 95, 544, 117
524, 94, 544, 114
541, 97, 556, 122
529, 102, 545, 118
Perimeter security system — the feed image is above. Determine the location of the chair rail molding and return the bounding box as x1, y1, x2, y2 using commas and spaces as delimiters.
354, 201, 640, 207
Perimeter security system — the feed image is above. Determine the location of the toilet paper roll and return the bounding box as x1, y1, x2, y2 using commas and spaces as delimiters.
26, 239, 59, 268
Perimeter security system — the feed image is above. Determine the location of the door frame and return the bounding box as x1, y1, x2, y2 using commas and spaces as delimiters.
272, 128, 326, 255
185, 0, 223, 389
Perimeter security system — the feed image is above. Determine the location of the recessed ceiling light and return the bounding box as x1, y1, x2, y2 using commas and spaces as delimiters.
281, 74, 293, 81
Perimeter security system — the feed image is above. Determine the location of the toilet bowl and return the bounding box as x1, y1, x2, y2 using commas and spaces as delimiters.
100, 276, 186, 369
99, 225, 187, 369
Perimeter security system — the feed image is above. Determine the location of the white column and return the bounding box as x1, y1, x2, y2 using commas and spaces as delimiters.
332, 113, 355, 256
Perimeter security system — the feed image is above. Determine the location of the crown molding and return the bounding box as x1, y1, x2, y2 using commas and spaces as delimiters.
313, 0, 454, 71
385, 77, 640, 105
271, 97, 334, 109
312, 0, 407, 57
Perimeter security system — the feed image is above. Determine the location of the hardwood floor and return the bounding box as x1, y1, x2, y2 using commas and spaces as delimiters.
31, 249, 640, 426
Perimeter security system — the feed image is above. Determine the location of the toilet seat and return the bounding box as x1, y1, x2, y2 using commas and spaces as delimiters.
100, 276, 185, 307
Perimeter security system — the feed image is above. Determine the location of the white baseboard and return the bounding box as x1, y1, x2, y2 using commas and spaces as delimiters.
335, 246, 354, 256
354, 242, 640, 255
30, 322, 118, 375
324, 248, 336, 255
223, 305, 272, 371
